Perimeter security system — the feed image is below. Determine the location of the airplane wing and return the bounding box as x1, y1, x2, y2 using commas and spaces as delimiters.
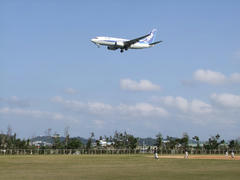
123, 33, 150, 47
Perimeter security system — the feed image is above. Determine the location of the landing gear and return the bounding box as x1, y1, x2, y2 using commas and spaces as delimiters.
120, 49, 124, 53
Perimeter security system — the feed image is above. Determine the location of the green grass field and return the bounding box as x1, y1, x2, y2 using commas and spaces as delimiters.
0, 155, 240, 180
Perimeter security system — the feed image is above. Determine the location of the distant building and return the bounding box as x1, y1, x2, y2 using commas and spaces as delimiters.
92, 139, 114, 147
31, 141, 52, 147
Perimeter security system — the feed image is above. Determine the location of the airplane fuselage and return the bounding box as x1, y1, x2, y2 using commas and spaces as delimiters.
91, 37, 152, 49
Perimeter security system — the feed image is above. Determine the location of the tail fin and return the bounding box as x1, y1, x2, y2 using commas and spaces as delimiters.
141, 29, 157, 44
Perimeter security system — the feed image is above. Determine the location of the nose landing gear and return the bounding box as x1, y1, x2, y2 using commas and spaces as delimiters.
120, 49, 124, 53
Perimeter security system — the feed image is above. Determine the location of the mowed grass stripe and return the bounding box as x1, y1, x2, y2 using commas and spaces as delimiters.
0, 155, 240, 180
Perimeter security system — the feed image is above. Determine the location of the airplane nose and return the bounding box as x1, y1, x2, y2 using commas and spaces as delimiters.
91, 38, 96, 43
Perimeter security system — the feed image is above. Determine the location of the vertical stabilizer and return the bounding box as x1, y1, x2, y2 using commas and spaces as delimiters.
141, 29, 157, 44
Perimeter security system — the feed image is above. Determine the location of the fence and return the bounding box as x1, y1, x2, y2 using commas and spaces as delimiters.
0, 149, 140, 155
157, 149, 239, 155
0, 149, 239, 155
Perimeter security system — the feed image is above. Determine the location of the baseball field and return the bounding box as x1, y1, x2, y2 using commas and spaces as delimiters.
0, 154, 240, 180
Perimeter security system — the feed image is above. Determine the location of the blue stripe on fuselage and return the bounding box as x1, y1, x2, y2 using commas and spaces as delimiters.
139, 41, 148, 44
104, 40, 117, 43
103, 40, 148, 45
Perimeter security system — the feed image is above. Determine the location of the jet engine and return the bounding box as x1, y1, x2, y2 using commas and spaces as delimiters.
107, 46, 118, 50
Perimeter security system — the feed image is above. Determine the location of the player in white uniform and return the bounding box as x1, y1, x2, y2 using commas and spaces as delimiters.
225, 150, 228, 157
154, 148, 159, 159
231, 151, 235, 159
184, 150, 189, 159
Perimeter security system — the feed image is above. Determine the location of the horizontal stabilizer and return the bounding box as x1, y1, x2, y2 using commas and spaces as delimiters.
149, 41, 162, 46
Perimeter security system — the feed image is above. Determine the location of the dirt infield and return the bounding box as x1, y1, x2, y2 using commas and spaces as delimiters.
155, 155, 240, 160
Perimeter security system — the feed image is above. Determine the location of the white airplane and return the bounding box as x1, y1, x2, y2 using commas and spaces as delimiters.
91, 29, 162, 53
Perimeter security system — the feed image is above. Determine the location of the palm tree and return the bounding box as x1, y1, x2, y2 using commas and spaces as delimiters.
192, 136, 200, 149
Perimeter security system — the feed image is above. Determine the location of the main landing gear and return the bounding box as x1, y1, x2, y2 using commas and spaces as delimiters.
120, 48, 128, 53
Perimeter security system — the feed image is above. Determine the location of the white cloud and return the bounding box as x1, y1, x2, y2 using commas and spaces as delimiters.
175, 97, 189, 112
51, 96, 85, 111
0, 107, 70, 121
87, 102, 113, 115
154, 96, 212, 114
211, 93, 240, 108
120, 78, 161, 91
161, 96, 175, 106
51, 96, 113, 115
64, 88, 78, 94
118, 103, 168, 117
190, 99, 212, 114
161, 96, 188, 112
151, 95, 239, 127
2, 95, 240, 138
193, 69, 226, 85
193, 69, 240, 85
0, 96, 31, 107
51, 96, 168, 118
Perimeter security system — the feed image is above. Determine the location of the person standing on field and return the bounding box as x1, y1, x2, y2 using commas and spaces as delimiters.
225, 150, 228, 157
184, 149, 189, 159
231, 151, 235, 159
154, 147, 159, 159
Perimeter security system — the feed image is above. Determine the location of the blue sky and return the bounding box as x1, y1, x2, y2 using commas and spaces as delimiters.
1, 0, 240, 140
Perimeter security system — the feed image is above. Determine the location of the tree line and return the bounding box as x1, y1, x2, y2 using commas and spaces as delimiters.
155, 133, 240, 152
0, 126, 239, 151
